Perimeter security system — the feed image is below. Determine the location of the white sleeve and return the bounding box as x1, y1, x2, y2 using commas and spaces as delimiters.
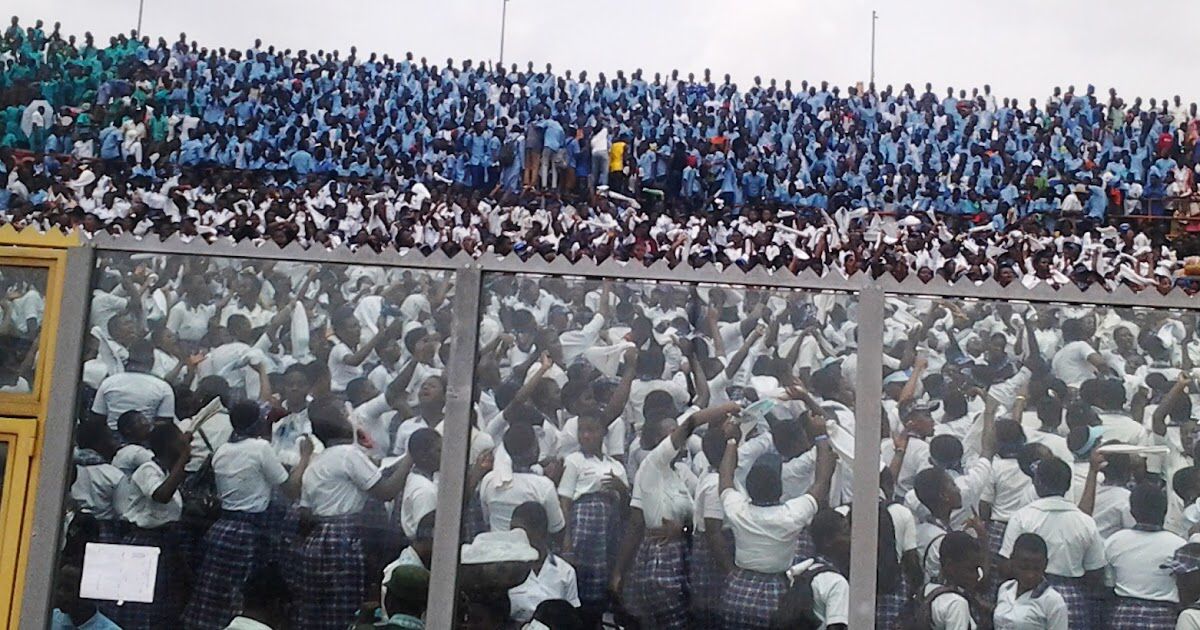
816, 572, 850, 627
937, 594, 975, 630
346, 449, 384, 492
557, 455, 579, 499
543, 478, 566, 533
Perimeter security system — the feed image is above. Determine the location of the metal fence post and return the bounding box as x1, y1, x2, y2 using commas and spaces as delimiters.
848, 283, 884, 629
426, 265, 483, 628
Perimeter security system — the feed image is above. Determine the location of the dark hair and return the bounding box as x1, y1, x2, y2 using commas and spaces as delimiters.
116, 410, 147, 437
512, 501, 549, 539
309, 395, 351, 444
701, 427, 727, 471
531, 599, 585, 630
995, 420, 1026, 458
229, 400, 262, 435
929, 434, 964, 469
939, 531, 980, 570
1012, 533, 1048, 559
503, 423, 538, 462
914, 467, 950, 511
403, 326, 429, 353
409, 428, 441, 464
746, 461, 783, 505
1130, 482, 1168, 526
1034, 457, 1072, 497
809, 508, 847, 550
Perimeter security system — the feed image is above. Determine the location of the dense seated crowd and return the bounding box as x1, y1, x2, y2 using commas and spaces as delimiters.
6, 18, 1200, 291
45, 245, 1200, 630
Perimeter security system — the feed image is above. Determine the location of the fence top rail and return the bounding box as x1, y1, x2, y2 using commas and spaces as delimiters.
84, 232, 1200, 310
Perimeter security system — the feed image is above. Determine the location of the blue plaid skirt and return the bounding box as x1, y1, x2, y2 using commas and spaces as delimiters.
623, 538, 689, 629
718, 568, 787, 630
1108, 597, 1178, 630
569, 493, 621, 605
986, 520, 1007, 560
295, 514, 366, 630
876, 570, 910, 630
462, 493, 488, 542
182, 511, 269, 630
792, 527, 815, 564
110, 525, 186, 630
1045, 574, 1090, 630
690, 529, 734, 629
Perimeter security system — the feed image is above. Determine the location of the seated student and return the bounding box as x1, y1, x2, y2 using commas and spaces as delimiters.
993, 533, 1069, 630
51, 564, 121, 630
556, 414, 629, 626
716, 412, 836, 629
999, 457, 1105, 630
1104, 482, 1187, 629
1172, 466, 1200, 539
1165, 542, 1200, 630
111, 410, 153, 472
507, 501, 580, 624
353, 565, 431, 630
775, 508, 851, 630
923, 532, 990, 630
526, 599, 586, 630
383, 511, 435, 580
224, 563, 293, 630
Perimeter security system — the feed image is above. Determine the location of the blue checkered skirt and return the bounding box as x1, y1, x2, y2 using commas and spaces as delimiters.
569, 493, 621, 605
462, 493, 488, 542
792, 527, 815, 564
295, 514, 366, 630
182, 511, 269, 630
718, 568, 787, 630
876, 571, 910, 630
623, 538, 689, 629
690, 529, 733, 629
1108, 597, 1178, 630
1045, 574, 1090, 630
986, 520, 1007, 560
110, 525, 186, 630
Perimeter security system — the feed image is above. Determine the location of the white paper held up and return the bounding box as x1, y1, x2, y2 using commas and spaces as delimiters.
80, 543, 160, 604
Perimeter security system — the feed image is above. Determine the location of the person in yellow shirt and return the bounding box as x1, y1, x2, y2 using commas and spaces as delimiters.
609, 137, 629, 195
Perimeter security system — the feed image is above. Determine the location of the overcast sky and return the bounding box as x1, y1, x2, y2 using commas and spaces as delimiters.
14, 0, 1196, 104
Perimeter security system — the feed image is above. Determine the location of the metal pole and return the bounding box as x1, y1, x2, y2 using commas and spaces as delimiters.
870, 10, 877, 88
136, 0, 145, 36
498, 0, 508, 68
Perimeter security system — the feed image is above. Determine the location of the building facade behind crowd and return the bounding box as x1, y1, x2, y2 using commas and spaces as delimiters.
5, 18, 1200, 293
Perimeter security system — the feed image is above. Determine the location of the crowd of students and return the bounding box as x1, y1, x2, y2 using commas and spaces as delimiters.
6, 18, 1200, 292
45, 246, 1200, 630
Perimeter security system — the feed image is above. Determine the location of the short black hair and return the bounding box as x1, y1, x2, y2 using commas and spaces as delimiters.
746, 461, 782, 505
1130, 482, 1168, 526
1034, 457, 1072, 497
939, 531, 980, 569
914, 467, 950, 511
229, 400, 262, 435
1012, 533, 1048, 559
929, 435, 964, 469
512, 501, 549, 539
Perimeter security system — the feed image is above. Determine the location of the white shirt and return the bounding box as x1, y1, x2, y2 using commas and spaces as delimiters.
112, 443, 152, 475
327, 341, 364, 393
1093, 485, 1135, 539
881, 437, 932, 498
299, 444, 382, 517
692, 471, 723, 532
479, 470, 565, 533
71, 460, 124, 521
1000, 496, 1106, 578
557, 451, 627, 501
223, 616, 275, 630
924, 583, 976, 630
786, 559, 849, 629
722, 489, 819, 573
91, 372, 176, 429
889, 502, 920, 561
213, 438, 288, 513
507, 554, 580, 623
1177, 608, 1200, 630
122, 460, 183, 528
1104, 528, 1186, 601
982, 458, 1036, 522
400, 470, 438, 539
1051, 340, 1100, 387
166, 301, 216, 343
993, 579, 1069, 630
629, 435, 695, 528
917, 519, 952, 582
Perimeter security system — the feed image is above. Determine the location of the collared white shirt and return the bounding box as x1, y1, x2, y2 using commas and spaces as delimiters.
1000, 496, 1106, 578
1092, 485, 1135, 539
982, 457, 1035, 522
993, 579, 1068, 630
889, 502, 920, 561
400, 469, 438, 539
479, 470, 565, 533
1104, 527, 1186, 602
507, 554, 580, 623
629, 434, 695, 529
71, 461, 124, 521
112, 443, 152, 475
213, 437, 288, 513
166, 301, 216, 342
785, 559, 849, 629
881, 436, 932, 498
1050, 340, 1100, 387
327, 340, 364, 393
122, 460, 183, 528
557, 451, 626, 501
299, 444, 382, 517
923, 583, 976, 630
721, 489, 819, 573
692, 471, 723, 532
91, 372, 176, 430
271, 406, 325, 467
917, 519, 952, 583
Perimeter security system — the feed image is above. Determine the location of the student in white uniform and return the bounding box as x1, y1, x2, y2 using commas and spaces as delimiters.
294, 396, 411, 630
690, 427, 734, 629
716, 411, 835, 629
70, 420, 125, 543
183, 400, 312, 630
611, 401, 739, 630
1164, 542, 1200, 630
993, 533, 1069, 630
1104, 482, 1187, 629
113, 423, 190, 629
921, 531, 989, 629
507, 501, 581, 623
91, 339, 177, 430
557, 414, 629, 627
399, 428, 440, 540
999, 457, 1106, 630
774, 508, 851, 629
479, 423, 565, 534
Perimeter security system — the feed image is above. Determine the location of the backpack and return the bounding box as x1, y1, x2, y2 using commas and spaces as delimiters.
179, 430, 221, 529
498, 140, 516, 167
901, 585, 964, 630
770, 562, 840, 629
